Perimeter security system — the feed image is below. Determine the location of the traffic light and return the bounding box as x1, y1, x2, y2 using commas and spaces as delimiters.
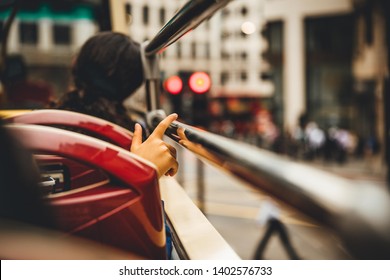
164, 75, 183, 115
189, 72, 210, 127
163, 71, 211, 126
188, 72, 211, 94
164, 75, 183, 95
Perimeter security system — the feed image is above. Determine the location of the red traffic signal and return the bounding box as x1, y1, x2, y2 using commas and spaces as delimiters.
164, 75, 183, 95
189, 72, 211, 94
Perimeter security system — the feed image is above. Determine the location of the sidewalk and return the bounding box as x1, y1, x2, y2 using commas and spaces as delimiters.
296, 155, 387, 187
178, 148, 389, 259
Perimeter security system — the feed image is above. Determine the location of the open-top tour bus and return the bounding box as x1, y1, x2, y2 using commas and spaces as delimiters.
1, 0, 390, 260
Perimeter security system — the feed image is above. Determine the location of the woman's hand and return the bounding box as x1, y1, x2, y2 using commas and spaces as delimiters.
131, 113, 179, 178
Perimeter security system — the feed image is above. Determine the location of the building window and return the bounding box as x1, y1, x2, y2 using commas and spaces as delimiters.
159, 8, 166, 25
240, 71, 247, 81
191, 42, 196, 59
305, 15, 355, 129
240, 52, 247, 60
142, 6, 149, 25
205, 43, 210, 59
53, 24, 71, 45
205, 19, 210, 30
221, 9, 229, 18
241, 7, 248, 16
19, 22, 38, 44
221, 72, 229, 85
125, 3, 132, 14
221, 51, 230, 59
176, 41, 182, 58
221, 31, 230, 39
125, 3, 133, 25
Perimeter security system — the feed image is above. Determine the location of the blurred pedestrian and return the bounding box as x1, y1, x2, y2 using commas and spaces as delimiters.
255, 109, 279, 150
1, 55, 55, 109
303, 121, 325, 160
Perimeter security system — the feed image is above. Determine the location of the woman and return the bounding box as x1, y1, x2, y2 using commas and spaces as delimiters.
55, 32, 178, 178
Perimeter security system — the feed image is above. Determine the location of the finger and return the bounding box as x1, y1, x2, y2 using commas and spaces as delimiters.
177, 127, 188, 141
165, 160, 179, 176
151, 113, 178, 139
131, 123, 143, 152
179, 140, 189, 148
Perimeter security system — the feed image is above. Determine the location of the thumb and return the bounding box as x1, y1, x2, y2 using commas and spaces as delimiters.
131, 123, 143, 152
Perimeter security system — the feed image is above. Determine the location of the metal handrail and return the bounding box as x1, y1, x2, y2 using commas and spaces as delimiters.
142, 0, 390, 259
147, 111, 390, 259
144, 0, 232, 57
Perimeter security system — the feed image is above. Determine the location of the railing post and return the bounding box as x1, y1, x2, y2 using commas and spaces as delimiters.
141, 41, 161, 112
196, 158, 205, 212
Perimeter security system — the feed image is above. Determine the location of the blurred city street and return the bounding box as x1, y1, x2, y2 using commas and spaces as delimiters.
1, 0, 390, 261
174, 144, 387, 260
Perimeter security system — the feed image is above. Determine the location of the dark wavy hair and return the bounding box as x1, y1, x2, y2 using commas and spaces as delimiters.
72, 32, 144, 101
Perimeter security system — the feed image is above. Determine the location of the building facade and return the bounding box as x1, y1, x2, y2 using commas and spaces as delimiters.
0, 3, 98, 96
1, 4, 97, 65
125, 0, 272, 98
263, 0, 388, 163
